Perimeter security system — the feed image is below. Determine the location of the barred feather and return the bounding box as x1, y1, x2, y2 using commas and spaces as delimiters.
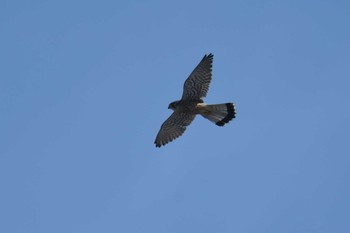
200, 103, 236, 126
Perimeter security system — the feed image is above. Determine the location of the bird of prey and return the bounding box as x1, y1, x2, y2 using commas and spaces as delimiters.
154, 53, 236, 147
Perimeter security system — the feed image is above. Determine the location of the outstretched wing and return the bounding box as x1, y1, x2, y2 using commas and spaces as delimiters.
155, 112, 196, 147
181, 53, 213, 101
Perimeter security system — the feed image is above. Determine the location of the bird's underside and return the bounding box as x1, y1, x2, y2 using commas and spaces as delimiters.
154, 53, 236, 148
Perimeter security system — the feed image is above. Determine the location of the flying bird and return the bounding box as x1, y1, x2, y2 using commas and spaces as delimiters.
154, 53, 236, 147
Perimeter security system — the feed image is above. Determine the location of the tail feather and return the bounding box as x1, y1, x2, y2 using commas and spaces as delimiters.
200, 103, 236, 126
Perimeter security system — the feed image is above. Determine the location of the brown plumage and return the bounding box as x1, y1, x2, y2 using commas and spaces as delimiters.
155, 54, 236, 147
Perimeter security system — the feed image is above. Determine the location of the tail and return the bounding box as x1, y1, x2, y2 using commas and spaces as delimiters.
200, 103, 236, 126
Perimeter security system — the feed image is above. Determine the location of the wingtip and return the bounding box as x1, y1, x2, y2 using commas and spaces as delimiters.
202, 53, 214, 60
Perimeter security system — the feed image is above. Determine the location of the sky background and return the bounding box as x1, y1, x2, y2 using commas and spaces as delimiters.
1, 0, 350, 232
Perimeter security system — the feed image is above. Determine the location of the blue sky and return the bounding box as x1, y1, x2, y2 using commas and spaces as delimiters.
1, 0, 350, 232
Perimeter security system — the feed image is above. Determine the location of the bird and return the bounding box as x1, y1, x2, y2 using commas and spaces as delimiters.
154, 53, 236, 147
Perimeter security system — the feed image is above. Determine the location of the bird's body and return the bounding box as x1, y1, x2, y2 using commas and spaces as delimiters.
168, 100, 203, 113
154, 53, 236, 147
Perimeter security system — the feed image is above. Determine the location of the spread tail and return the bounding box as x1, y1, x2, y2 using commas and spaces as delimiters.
200, 103, 236, 126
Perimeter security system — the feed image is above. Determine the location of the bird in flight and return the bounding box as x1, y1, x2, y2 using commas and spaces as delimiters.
154, 53, 236, 147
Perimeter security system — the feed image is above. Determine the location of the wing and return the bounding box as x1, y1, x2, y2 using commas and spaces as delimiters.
181, 53, 213, 101
155, 111, 196, 147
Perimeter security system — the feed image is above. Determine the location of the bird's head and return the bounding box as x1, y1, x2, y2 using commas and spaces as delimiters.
168, 101, 179, 110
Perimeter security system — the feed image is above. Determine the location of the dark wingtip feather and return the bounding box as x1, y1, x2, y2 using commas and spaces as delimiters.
202, 53, 214, 61
154, 140, 162, 148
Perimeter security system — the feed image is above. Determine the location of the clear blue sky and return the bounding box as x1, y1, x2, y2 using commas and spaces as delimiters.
1, 0, 350, 232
